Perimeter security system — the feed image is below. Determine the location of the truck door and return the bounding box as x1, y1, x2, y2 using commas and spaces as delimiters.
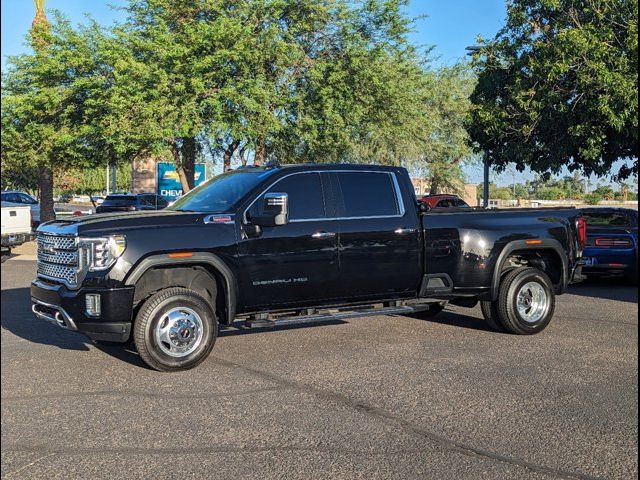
331, 171, 422, 301
237, 172, 341, 309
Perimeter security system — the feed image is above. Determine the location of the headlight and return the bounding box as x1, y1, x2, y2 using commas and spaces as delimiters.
79, 235, 126, 272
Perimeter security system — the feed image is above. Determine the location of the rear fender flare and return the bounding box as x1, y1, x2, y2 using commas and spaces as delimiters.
491, 239, 568, 301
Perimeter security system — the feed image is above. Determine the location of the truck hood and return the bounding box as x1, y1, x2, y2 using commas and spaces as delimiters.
37, 211, 223, 237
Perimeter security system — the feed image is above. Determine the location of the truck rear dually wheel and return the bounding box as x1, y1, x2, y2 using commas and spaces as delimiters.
497, 267, 555, 335
133, 287, 217, 372
480, 301, 506, 332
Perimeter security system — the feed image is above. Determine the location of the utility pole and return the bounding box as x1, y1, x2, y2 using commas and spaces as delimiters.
110, 163, 117, 193
483, 156, 490, 208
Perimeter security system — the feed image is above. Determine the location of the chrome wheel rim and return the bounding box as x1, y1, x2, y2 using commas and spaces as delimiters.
154, 307, 204, 358
516, 282, 548, 324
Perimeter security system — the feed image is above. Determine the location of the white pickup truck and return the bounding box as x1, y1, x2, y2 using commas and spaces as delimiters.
1, 204, 34, 261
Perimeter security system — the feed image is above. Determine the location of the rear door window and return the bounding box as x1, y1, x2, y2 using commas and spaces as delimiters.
103, 195, 137, 206
334, 172, 400, 218
437, 199, 455, 208
139, 195, 156, 207
2, 193, 20, 203
17, 193, 37, 204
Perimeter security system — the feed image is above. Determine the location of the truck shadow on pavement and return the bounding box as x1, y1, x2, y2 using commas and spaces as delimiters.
1, 287, 149, 368
568, 278, 638, 304
3, 286, 498, 369
404, 310, 499, 333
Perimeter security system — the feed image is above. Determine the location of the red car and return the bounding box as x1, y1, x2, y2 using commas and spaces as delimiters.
418, 194, 471, 209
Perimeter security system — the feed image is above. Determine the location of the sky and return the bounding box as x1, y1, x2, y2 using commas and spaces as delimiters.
1, 0, 634, 187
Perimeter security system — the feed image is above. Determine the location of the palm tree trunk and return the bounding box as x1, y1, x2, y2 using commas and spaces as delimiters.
38, 167, 55, 223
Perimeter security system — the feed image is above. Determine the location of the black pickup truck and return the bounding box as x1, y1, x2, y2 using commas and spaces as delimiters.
31, 165, 587, 371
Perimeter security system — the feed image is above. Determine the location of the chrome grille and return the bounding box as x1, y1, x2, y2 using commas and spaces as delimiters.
36, 233, 79, 286
37, 249, 78, 266
37, 234, 77, 251
37, 262, 78, 285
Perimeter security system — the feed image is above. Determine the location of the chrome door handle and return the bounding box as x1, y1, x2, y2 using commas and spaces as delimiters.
312, 232, 336, 239
395, 228, 417, 235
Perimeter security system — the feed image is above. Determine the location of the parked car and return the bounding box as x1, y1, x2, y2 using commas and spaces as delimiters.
95, 193, 169, 213
1, 205, 33, 262
32, 164, 586, 371
580, 208, 638, 284
1, 190, 40, 225
70, 194, 93, 204
419, 194, 471, 209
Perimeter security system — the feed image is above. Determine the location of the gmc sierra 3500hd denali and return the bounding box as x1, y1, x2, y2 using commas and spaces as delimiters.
31, 164, 587, 371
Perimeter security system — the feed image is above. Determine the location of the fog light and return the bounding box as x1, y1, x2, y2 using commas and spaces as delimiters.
85, 294, 101, 317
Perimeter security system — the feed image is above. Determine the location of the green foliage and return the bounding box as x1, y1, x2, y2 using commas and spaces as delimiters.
405, 64, 477, 194
477, 183, 514, 201
1, 14, 136, 192
469, 0, 639, 180
584, 193, 604, 205
56, 164, 132, 196
592, 184, 616, 200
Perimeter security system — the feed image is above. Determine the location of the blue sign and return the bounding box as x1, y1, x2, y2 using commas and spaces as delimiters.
157, 162, 207, 202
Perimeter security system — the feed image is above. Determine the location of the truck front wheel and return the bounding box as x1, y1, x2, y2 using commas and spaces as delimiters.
133, 287, 218, 372
497, 267, 556, 335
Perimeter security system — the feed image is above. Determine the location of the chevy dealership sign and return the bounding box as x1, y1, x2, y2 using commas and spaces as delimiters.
156, 162, 207, 201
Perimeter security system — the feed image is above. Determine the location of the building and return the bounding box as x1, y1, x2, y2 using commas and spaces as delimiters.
131, 157, 158, 194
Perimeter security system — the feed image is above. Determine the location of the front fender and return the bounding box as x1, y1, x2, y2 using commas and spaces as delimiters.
123, 252, 238, 324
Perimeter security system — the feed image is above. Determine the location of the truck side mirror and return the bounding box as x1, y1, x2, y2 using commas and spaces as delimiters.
252, 192, 289, 227
417, 202, 431, 214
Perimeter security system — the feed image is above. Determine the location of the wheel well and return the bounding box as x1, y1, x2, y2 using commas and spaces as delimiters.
498, 249, 564, 290
132, 265, 229, 324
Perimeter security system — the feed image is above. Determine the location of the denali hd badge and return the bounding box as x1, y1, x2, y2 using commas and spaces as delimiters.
253, 278, 309, 286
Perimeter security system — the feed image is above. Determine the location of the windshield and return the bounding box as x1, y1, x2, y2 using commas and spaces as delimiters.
169, 169, 274, 213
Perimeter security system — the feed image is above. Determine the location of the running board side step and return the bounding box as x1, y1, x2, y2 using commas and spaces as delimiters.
244, 304, 436, 329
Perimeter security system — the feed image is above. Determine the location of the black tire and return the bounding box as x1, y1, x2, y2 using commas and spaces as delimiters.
411, 303, 446, 319
480, 301, 506, 332
497, 267, 555, 335
133, 287, 218, 372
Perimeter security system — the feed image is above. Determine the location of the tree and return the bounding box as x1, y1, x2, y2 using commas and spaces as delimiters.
419, 65, 476, 194
477, 182, 514, 201
468, 0, 638, 180
2, 13, 131, 214
2, 12, 90, 220
593, 184, 616, 200
584, 193, 603, 205
32, 0, 55, 221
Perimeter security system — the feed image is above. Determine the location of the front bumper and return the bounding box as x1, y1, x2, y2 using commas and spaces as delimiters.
30, 279, 135, 343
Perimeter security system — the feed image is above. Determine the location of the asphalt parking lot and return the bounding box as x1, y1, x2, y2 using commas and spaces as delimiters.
1, 249, 638, 480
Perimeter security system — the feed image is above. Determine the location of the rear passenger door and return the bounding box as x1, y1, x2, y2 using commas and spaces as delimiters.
331, 171, 422, 301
